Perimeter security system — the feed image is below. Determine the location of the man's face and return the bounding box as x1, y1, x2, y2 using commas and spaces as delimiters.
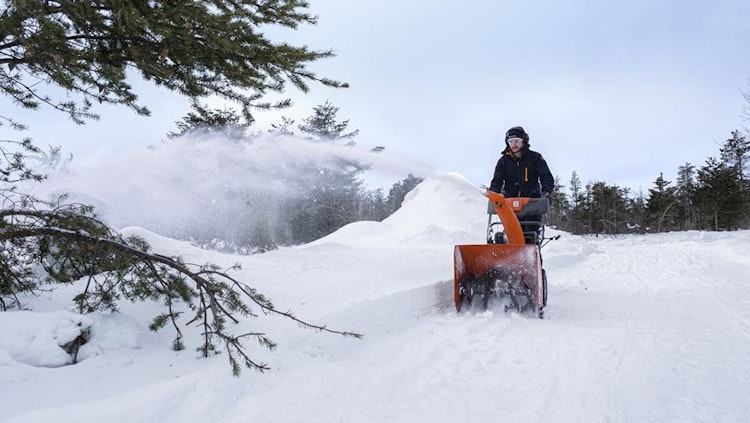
507, 137, 524, 153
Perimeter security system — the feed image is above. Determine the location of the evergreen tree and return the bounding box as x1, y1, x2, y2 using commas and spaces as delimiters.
720, 130, 750, 225
645, 173, 679, 232
676, 163, 698, 230
570, 171, 582, 208
720, 130, 750, 184
562, 176, 639, 235
168, 104, 250, 140
247, 210, 278, 254
694, 157, 744, 230
568, 180, 594, 234
588, 182, 631, 234
288, 101, 366, 242
290, 165, 365, 242
565, 171, 588, 233
298, 100, 359, 142
628, 189, 647, 232
546, 176, 569, 229
386, 174, 424, 214
358, 188, 389, 222
269, 116, 296, 136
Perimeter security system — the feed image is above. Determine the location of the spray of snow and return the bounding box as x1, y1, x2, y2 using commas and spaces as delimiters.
30, 133, 437, 237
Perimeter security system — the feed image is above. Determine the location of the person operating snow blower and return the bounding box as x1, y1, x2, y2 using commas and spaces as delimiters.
489, 126, 554, 243
452, 126, 557, 316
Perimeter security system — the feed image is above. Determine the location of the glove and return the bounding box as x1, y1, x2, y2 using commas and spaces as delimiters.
542, 192, 551, 199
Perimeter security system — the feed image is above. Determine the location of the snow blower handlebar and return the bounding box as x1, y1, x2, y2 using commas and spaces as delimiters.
483, 189, 526, 245
487, 196, 550, 218
480, 188, 552, 245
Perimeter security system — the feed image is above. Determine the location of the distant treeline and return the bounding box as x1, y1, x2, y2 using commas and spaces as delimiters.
546, 130, 750, 234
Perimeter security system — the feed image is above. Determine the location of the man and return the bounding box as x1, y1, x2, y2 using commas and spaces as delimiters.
489, 126, 554, 243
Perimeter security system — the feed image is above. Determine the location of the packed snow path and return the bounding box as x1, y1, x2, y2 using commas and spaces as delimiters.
2, 175, 749, 423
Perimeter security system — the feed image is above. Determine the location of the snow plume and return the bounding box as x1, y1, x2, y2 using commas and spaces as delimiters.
33, 132, 435, 248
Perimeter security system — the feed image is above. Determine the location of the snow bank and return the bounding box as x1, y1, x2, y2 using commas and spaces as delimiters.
0, 311, 141, 368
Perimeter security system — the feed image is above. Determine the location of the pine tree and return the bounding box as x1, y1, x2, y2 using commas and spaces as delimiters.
269, 117, 296, 136
676, 163, 698, 230
720, 130, 750, 184
546, 176, 569, 229
168, 104, 250, 140
720, 130, 750, 225
565, 171, 587, 233
298, 100, 359, 142
694, 157, 744, 230
386, 174, 424, 214
587, 182, 631, 234
628, 189, 647, 232
645, 173, 678, 232
358, 188, 389, 222
288, 101, 365, 242
569, 171, 581, 205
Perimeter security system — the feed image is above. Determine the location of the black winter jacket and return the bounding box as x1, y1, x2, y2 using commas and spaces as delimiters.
489, 147, 554, 198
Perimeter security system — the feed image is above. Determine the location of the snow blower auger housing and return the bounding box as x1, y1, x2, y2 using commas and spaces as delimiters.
454, 190, 550, 317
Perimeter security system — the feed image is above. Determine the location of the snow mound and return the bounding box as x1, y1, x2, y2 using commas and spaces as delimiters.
0, 311, 142, 368
308, 173, 487, 247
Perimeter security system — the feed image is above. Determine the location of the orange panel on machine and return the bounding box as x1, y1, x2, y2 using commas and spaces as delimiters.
454, 244, 539, 280
453, 244, 542, 312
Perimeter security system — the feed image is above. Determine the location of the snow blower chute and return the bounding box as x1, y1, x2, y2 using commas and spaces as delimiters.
454, 189, 551, 317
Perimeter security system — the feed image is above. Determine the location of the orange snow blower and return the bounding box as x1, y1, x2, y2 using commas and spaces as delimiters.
454, 189, 553, 317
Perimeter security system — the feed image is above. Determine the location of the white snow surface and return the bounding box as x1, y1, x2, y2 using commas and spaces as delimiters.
2, 173, 750, 422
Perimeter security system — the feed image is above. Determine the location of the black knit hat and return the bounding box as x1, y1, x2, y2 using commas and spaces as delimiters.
505, 126, 529, 143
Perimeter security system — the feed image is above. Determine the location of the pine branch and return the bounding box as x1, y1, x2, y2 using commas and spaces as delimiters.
0, 0, 347, 123
0, 204, 362, 375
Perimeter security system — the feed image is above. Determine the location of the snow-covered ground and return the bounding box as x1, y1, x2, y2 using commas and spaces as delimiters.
2, 174, 749, 423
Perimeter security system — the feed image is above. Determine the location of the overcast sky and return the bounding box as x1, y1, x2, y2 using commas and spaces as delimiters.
5, 0, 750, 194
